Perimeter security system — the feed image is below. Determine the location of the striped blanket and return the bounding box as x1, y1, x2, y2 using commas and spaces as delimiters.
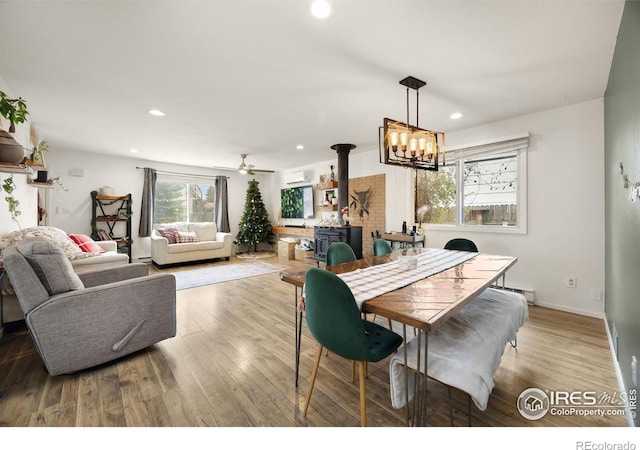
336, 248, 477, 310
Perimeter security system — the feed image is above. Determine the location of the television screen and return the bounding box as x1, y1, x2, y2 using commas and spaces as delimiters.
281, 185, 314, 219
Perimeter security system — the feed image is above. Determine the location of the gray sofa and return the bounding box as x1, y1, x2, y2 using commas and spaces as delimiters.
3, 238, 176, 376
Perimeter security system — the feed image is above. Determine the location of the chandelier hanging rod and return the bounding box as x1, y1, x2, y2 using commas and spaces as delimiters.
400, 76, 426, 128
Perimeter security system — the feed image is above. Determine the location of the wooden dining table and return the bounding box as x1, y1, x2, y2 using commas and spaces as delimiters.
278, 247, 517, 425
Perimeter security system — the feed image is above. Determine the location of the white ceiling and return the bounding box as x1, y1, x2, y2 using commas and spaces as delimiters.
0, 0, 624, 173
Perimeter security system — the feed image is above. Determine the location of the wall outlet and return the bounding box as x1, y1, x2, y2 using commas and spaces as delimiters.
565, 277, 577, 288
632, 356, 638, 387
591, 288, 603, 302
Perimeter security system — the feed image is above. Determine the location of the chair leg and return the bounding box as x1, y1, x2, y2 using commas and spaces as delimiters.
358, 361, 367, 427
352, 360, 356, 382
304, 343, 324, 416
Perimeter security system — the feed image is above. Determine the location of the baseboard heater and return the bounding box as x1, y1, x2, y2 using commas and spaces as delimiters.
493, 285, 535, 305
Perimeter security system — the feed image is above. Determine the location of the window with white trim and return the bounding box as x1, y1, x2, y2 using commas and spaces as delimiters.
154, 174, 216, 224
415, 133, 528, 233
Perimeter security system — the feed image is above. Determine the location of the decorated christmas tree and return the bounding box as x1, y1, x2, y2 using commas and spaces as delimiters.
235, 178, 275, 253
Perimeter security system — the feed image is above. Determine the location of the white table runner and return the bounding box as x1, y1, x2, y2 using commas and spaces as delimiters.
337, 248, 477, 310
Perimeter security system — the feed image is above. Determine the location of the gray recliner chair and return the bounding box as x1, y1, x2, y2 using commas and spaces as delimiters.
2, 238, 177, 376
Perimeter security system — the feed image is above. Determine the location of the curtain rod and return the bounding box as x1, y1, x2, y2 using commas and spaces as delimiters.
136, 167, 230, 179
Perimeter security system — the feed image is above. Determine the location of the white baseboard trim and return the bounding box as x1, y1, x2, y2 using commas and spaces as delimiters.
533, 301, 605, 319
603, 319, 636, 427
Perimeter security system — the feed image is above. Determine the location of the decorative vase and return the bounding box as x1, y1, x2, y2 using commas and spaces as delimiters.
0, 129, 25, 164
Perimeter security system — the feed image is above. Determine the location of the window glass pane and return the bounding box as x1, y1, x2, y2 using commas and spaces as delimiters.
463, 152, 517, 226
154, 181, 187, 223
415, 165, 457, 225
154, 179, 216, 224
188, 184, 216, 223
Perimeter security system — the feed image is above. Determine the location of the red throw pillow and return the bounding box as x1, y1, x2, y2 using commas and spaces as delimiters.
68, 233, 105, 253
157, 226, 179, 244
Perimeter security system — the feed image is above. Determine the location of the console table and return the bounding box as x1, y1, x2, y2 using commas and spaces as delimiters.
381, 232, 425, 248
272, 226, 314, 238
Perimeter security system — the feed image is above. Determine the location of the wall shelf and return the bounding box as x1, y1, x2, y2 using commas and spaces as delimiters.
316, 181, 338, 190
0, 162, 31, 174
317, 204, 338, 212
27, 180, 54, 189
317, 181, 338, 213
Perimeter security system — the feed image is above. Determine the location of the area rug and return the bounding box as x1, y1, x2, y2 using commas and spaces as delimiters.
168, 261, 282, 290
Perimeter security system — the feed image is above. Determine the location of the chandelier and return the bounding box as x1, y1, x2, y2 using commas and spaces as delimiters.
379, 76, 445, 171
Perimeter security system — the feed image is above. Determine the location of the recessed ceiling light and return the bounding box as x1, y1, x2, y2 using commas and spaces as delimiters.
311, 0, 331, 19
148, 109, 165, 117
129, 148, 139, 153
450, 112, 463, 120
296, 144, 305, 150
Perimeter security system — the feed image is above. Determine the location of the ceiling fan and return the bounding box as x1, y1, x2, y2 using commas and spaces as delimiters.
212, 154, 275, 175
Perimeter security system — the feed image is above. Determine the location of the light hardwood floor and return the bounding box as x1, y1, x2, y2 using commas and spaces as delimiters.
0, 254, 628, 427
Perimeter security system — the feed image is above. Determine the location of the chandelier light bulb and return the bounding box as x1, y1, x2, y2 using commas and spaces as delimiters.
389, 131, 399, 153
409, 137, 417, 157
399, 131, 408, 151
418, 137, 426, 155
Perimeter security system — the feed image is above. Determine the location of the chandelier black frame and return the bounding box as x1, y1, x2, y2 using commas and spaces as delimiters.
379, 76, 445, 171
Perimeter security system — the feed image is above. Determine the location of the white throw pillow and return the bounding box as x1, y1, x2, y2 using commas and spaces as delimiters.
190, 222, 217, 242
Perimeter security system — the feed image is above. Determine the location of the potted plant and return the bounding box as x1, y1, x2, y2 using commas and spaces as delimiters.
2, 174, 21, 229
0, 91, 29, 133
30, 139, 48, 168
0, 91, 29, 164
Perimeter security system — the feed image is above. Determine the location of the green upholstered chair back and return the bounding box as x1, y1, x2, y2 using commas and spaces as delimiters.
304, 268, 403, 363
326, 242, 357, 266
373, 239, 392, 256
444, 238, 478, 252
304, 268, 372, 361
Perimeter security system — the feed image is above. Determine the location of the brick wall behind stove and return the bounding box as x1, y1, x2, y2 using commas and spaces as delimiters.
348, 174, 385, 257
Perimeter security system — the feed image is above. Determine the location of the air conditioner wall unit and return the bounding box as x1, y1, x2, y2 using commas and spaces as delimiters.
285, 171, 308, 184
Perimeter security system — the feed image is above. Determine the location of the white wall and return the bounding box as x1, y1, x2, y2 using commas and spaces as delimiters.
271, 99, 606, 318
42, 148, 271, 259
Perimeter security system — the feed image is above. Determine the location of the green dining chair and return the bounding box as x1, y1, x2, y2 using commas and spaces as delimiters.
302, 268, 403, 427
325, 242, 357, 266
444, 238, 478, 252
373, 238, 393, 256
324, 241, 360, 373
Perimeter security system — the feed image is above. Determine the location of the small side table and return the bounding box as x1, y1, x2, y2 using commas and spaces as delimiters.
380, 232, 425, 249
